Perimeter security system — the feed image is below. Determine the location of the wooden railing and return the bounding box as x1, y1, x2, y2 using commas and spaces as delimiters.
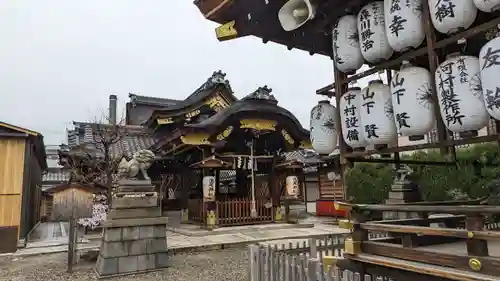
333, 202, 500, 281
217, 198, 273, 226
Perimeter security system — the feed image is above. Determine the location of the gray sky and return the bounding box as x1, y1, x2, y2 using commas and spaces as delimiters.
0, 1, 335, 145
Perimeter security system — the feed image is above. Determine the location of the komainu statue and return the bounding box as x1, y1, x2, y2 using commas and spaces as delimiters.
118, 150, 155, 180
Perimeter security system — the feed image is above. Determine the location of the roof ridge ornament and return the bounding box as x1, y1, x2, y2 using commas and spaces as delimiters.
199, 70, 233, 93
243, 86, 277, 103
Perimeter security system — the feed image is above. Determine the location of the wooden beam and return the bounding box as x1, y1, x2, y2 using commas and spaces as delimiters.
343, 134, 500, 158
361, 223, 500, 241
360, 242, 500, 277
353, 204, 500, 215
346, 253, 499, 281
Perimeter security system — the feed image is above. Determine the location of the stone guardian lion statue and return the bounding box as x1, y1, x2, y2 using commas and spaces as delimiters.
117, 149, 155, 180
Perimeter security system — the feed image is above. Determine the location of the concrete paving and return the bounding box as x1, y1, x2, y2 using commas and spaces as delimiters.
3, 213, 348, 258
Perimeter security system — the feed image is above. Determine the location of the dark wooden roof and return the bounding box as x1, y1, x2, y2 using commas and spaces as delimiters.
0, 121, 48, 170
193, 0, 369, 56
144, 70, 237, 126
182, 86, 310, 140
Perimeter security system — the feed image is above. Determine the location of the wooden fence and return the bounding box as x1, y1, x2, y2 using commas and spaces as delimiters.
249, 233, 392, 281
217, 198, 273, 226
188, 198, 273, 226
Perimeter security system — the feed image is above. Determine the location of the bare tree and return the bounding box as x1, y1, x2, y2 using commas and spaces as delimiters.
60, 112, 129, 202
89, 114, 128, 201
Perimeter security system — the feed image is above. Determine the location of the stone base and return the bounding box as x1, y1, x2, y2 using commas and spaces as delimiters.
96, 184, 169, 279
95, 252, 169, 278
96, 221, 169, 278
112, 193, 158, 209
108, 207, 162, 220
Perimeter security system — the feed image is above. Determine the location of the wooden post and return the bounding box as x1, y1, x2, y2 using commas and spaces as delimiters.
67, 216, 76, 273
422, 0, 453, 157
333, 67, 349, 201
202, 148, 217, 229
250, 138, 258, 218
466, 214, 489, 256
300, 168, 307, 214
180, 170, 189, 223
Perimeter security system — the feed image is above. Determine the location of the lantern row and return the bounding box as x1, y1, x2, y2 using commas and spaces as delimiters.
333, 0, 499, 73
310, 37, 500, 155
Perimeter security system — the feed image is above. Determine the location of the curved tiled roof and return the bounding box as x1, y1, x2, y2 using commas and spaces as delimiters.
183, 86, 309, 140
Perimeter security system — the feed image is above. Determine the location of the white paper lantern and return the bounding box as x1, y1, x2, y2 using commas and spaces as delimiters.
384, 0, 425, 52
333, 15, 364, 73
390, 62, 436, 138
435, 53, 489, 133
286, 176, 299, 197
473, 0, 500, 12
359, 80, 398, 145
339, 88, 368, 148
310, 101, 338, 155
357, 1, 394, 63
480, 36, 500, 120
203, 176, 216, 201
429, 0, 477, 35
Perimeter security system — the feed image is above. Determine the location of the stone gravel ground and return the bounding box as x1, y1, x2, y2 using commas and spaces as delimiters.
0, 248, 249, 281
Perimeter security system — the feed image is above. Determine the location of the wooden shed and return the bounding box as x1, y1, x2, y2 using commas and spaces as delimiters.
46, 183, 104, 221
0, 121, 47, 253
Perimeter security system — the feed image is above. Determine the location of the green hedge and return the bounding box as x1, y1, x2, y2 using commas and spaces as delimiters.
345, 143, 500, 204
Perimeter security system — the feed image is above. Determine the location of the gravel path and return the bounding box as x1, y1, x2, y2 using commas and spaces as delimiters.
0, 248, 249, 281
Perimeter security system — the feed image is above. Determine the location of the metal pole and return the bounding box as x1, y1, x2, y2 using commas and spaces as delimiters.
250, 138, 257, 218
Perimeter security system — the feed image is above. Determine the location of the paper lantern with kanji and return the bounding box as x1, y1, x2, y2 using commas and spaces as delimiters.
390, 62, 436, 139
473, 0, 500, 12
359, 80, 398, 145
202, 176, 216, 201
357, 1, 394, 63
310, 101, 338, 155
480, 36, 500, 120
429, 0, 477, 35
339, 87, 367, 148
384, 0, 425, 52
435, 53, 489, 133
332, 15, 364, 73
286, 176, 300, 197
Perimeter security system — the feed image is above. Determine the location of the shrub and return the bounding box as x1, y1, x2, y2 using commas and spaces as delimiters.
345, 143, 500, 204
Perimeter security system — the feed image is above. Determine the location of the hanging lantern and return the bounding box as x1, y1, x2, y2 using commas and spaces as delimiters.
435, 53, 489, 134
202, 176, 216, 201
339, 87, 367, 149
332, 15, 364, 74
480, 36, 500, 121
310, 101, 338, 155
285, 176, 299, 197
359, 80, 398, 145
429, 0, 477, 35
473, 0, 500, 12
357, 1, 394, 63
384, 0, 425, 52
390, 61, 436, 140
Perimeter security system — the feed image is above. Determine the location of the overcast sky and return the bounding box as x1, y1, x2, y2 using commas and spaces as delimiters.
0, 1, 382, 145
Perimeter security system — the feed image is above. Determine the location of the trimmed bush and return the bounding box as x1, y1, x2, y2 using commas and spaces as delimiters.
345, 143, 500, 204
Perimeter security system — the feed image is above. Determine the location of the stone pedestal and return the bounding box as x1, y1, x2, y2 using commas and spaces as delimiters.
383, 167, 423, 220
95, 180, 169, 278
